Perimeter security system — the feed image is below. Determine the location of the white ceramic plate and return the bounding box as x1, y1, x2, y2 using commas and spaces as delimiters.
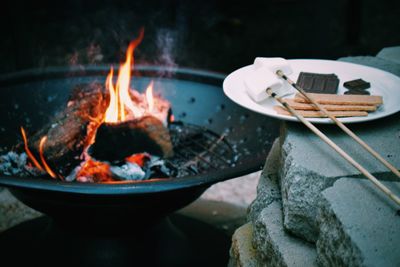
223, 59, 400, 124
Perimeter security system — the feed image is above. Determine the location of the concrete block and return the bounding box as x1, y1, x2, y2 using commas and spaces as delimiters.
253, 201, 317, 267
247, 138, 281, 223
376, 46, 400, 64
317, 178, 400, 267
339, 56, 400, 77
279, 111, 400, 242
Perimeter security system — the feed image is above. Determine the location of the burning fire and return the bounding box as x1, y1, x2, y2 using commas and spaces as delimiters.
18, 29, 172, 182
104, 28, 156, 123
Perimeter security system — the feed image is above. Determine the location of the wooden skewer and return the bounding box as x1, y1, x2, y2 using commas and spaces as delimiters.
276, 70, 400, 180
266, 88, 400, 206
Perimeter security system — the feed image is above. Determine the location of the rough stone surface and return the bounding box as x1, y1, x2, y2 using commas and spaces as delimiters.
317, 178, 400, 267
339, 56, 400, 77
247, 138, 318, 267
279, 55, 400, 242
279, 110, 400, 242
247, 138, 281, 223
0, 188, 41, 232
228, 223, 261, 267
376, 46, 400, 64
253, 201, 317, 267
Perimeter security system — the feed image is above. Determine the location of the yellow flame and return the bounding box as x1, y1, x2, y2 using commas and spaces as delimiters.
104, 68, 118, 122
146, 81, 154, 112
104, 28, 144, 123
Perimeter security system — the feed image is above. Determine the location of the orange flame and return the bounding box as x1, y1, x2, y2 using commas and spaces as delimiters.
39, 136, 58, 179
104, 28, 145, 123
146, 81, 154, 112
20, 127, 44, 172
20, 127, 59, 179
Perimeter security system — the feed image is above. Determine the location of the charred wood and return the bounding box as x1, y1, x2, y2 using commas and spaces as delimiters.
28, 83, 108, 176
90, 115, 174, 162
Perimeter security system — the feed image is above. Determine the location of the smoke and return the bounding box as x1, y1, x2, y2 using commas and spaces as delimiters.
155, 28, 178, 69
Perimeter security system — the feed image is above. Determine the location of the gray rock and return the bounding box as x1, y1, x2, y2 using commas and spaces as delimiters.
317, 178, 400, 267
376, 46, 400, 64
253, 201, 317, 267
247, 138, 281, 223
279, 111, 400, 242
0, 189, 42, 232
228, 223, 262, 267
338, 56, 400, 77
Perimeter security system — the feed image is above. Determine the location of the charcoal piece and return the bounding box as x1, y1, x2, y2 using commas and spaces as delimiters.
28, 83, 108, 176
296, 72, 339, 94
145, 158, 177, 179
90, 115, 174, 162
343, 79, 370, 90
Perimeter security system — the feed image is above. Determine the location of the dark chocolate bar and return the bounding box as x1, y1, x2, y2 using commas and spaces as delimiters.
344, 89, 370, 95
296, 72, 339, 94
343, 79, 370, 90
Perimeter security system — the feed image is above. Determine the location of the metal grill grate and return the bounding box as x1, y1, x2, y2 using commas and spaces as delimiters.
168, 122, 237, 177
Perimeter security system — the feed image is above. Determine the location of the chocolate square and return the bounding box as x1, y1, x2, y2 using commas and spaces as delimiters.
296, 72, 339, 94
343, 79, 370, 90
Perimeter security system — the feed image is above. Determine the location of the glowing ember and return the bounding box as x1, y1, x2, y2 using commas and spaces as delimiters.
76, 158, 112, 183
125, 153, 150, 167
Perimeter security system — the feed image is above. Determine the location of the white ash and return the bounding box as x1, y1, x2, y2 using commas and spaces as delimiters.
110, 162, 146, 181
64, 166, 80, 182
0, 152, 43, 177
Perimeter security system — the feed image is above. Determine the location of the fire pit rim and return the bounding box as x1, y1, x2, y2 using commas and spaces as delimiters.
0, 64, 227, 84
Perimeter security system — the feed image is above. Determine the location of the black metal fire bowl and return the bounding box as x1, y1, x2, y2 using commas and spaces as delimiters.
0, 65, 279, 227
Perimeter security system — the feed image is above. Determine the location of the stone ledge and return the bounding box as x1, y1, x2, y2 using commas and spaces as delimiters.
317, 178, 400, 267
277, 54, 400, 242
279, 102, 400, 242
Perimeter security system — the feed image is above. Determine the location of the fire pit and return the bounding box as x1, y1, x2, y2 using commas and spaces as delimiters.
0, 64, 278, 266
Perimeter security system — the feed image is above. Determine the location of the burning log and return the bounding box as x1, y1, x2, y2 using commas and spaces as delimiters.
12, 30, 175, 182
90, 115, 174, 162
27, 82, 108, 176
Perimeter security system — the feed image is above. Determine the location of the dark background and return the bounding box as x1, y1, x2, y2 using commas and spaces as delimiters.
1, 0, 399, 74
